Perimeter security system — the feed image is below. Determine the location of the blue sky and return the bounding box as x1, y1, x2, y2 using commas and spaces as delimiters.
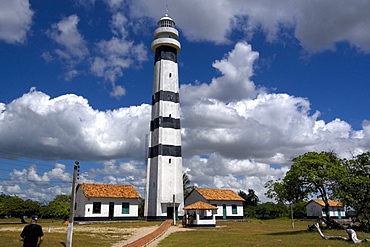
1, 0, 370, 202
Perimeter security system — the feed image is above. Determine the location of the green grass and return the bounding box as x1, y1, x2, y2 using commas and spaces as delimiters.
159, 219, 370, 247
2, 218, 370, 247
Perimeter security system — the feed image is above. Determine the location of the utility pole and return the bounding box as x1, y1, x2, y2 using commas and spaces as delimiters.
66, 161, 79, 247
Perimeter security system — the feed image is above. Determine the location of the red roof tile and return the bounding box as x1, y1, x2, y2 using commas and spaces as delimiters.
194, 187, 244, 201
184, 201, 218, 210
309, 199, 344, 207
78, 183, 141, 199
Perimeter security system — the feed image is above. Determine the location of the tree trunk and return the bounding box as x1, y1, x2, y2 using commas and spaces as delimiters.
314, 223, 370, 243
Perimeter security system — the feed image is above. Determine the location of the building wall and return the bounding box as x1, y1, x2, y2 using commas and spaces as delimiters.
209, 200, 244, 219
185, 192, 243, 219
306, 202, 323, 217
306, 202, 346, 219
74, 188, 139, 221
146, 50, 184, 219
185, 191, 207, 206
74, 188, 87, 217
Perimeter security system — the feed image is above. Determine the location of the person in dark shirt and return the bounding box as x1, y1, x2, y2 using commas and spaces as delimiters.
20, 215, 44, 247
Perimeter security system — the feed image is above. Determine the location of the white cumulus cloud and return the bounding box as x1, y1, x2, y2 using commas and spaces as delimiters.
0, 0, 34, 44
0, 88, 151, 161
1, 41, 370, 202
130, 0, 370, 53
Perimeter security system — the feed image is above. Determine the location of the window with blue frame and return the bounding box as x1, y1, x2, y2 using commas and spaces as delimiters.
232, 205, 237, 214
122, 202, 130, 214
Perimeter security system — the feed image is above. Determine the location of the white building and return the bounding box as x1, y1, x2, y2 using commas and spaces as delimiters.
306, 199, 346, 219
183, 201, 218, 227
74, 183, 141, 221
185, 188, 244, 220
145, 13, 184, 220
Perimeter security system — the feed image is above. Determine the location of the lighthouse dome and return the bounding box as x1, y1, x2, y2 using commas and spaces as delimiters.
157, 14, 175, 28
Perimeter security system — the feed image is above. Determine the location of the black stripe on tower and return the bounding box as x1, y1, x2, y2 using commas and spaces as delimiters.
149, 144, 182, 158
154, 46, 177, 63
150, 117, 180, 131
152, 91, 179, 105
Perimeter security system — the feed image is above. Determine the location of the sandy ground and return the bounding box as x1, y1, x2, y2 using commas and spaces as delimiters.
111, 224, 192, 247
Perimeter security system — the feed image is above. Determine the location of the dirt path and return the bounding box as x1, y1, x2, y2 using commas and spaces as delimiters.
111, 224, 192, 247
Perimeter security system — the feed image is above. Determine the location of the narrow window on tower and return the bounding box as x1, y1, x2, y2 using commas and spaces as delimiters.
169, 73, 172, 77
169, 114, 171, 118
169, 158, 172, 164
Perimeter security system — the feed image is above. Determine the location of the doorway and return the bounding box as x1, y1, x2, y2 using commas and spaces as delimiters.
167, 206, 178, 219
109, 202, 114, 220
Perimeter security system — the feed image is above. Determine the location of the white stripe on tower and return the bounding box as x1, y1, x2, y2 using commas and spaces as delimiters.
144, 13, 184, 220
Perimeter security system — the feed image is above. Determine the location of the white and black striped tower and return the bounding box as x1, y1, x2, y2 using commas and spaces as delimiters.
144, 13, 184, 220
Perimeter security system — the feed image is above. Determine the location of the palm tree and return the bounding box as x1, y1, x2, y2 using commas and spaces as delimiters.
183, 172, 194, 198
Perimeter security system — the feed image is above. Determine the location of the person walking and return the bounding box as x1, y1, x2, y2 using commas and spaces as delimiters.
20, 215, 44, 247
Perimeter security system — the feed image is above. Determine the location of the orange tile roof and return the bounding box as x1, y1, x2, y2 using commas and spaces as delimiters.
194, 187, 244, 201
310, 199, 343, 207
184, 201, 218, 210
78, 183, 141, 199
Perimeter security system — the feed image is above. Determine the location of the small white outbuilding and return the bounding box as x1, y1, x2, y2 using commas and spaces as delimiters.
74, 183, 141, 221
183, 201, 218, 227
306, 199, 345, 219
185, 187, 244, 220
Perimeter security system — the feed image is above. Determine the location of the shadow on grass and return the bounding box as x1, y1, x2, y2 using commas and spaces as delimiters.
265, 230, 311, 236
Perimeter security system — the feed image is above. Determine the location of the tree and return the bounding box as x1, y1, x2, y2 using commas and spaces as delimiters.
138, 198, 145, 218
183, 172, 194, 198
289, 152, 344, 220
239, 189, 260, 218
334, 152, 370, 227
1, 196, 40, 223
292, 201, 308, 219
238, 190, 248, 206
238, 189, 259, 207
42, 195, 71, 220
0, 193, 11, 218
265, 178, 306, 204
266, 151, 344, 224
245, 189, 259, 206
253, 202, 288, 220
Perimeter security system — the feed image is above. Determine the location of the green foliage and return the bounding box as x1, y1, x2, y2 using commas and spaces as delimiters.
0, 194, 73, 221
41, 195, 71, 220
0, 193, 11, 218
265, 151, 370, 225
288, 151, 342, 203
266, 151, 344, 219
0, 195, 40, 222
138, 198, 145, 218
238, 189, 259, 207
250, 202, 288, 220
334, 152, 370, 223
292, 201, 307, 219
183, 172, 194, 198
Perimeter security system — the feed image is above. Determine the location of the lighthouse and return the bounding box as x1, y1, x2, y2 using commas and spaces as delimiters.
144, 14, 184, 220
